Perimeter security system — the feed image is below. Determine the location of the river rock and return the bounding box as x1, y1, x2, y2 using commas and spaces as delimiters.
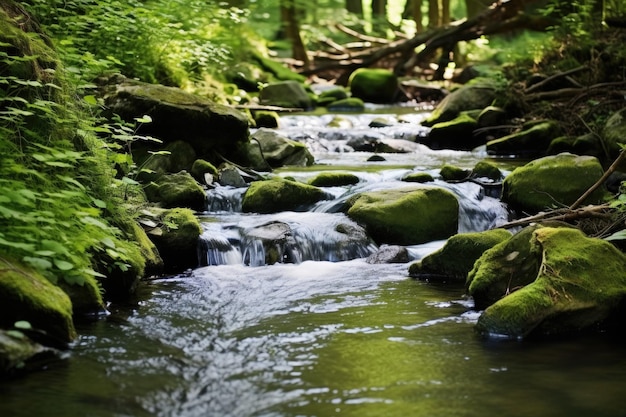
440, 164, 470, 181
602, 108, 626, 169
422, 112, 480, 151
366, 245, 409, 264
402, 172, 434, 183
99, 74, 250, 158
144, 171, 207, 211
0, 258, 76, 344
258, 80, 313, 110
191, 159, 219, 185
252, 110, 280, 128
421, 81, 498, 127
409, 228, 512, 282
468, 227, 626, 339
308, 172, 360, 187
135, 140, 198, 183
327, 97, 365, 112
244, 221, 298, 265
348, 68, 399, 104
251, 129, 314, 167
149, 208, 203, 272
345, 186, 459, 245
502, 153, 608, 214
0, 329, 60, 376
486, 120, 561, 157
242, 179, 330, 214
316, 87, 349, 107
547, 133, 603, 160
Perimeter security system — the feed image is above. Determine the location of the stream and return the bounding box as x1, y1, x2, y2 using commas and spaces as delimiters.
1, 107, 626, 417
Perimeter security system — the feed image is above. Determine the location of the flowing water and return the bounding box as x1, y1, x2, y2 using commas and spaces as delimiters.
2, 108, 626, 417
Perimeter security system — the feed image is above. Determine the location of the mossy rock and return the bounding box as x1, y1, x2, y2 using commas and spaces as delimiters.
316, 88, 349, 106
440, 164, 470, 181
409, 228, 512, 282
422, 82, 498, 127
547, 134, 603, 160
135, 140, 197, 183
486, 120, 560, 157
502, 153, 608, 214
258, 81, 313, 110
477, 106, 507, 127
150, 208, 202, 272
0, 258, 76, 344
251, 51, 307, 83
251, 129, 314, 167
100, 75, 250, 157
345, 186, 459, 245
602, 108, 626, 169
242, 178, 330, 214
471, 227, 626, 339
327, 97, 365, 112
327, 116, 354, 128
423, 113, 480, 151
253, 110, 280, 128
144, 171, 207, 211
402, 172, 434, 183
308, 172, 360, 187
348, 68, 399, 104
191, 159, 219, 184
471, 161, 502, 181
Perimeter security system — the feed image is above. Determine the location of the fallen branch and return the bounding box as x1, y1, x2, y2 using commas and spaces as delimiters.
570, 149, 626, 209
524, 66, 589, 94
500, 204, 613, 229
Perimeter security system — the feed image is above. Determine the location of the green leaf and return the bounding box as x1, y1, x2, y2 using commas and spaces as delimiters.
83, 95, 98, 105
121, 176, 140, 185
605, 230, 626, 241
134, 115, 152, 124
92, 198, 107, 208
23, 256, 53, 270
0, 237, 35, 251
14, 321, 32, 330
54, 259, 75, 271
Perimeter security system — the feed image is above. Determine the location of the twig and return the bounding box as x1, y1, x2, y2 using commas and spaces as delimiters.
524, 66, 589, 94
500, 204, 612, 229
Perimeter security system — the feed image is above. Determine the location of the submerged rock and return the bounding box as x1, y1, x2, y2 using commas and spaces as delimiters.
308, 172, 360, 187
366, 245, 409, 264
409, 228, 512, 282
502, 153, 608, 214
468, 227, 626, 339
345, 186, 459, 245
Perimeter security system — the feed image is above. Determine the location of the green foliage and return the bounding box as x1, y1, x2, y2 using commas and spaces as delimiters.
22, 0, 257, 89
0, 26, 139, 289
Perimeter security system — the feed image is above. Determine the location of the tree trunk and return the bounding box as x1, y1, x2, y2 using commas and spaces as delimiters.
442, 0, 450, 24
280, 0, 310, 67
428, 0, 439, 27
371, 0, 388, 34
465, 0, 493, 19
404, 0, 424, 32
346, 0, 363, 16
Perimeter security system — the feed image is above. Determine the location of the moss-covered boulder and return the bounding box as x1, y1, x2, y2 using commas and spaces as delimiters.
149, 208, 202, 272
317, 88, 349, 107
251, 129, 314, 167
308, 172, 360, 187
258, 80, 313, 110
144, 171, 207, 211
327, 97, 366, 112
422, 82, 498, 127
469, 227, 626, 339
402, 172, 434, 183
345, 186, 459, 245
502, 153, 608, 214
602, 108, 626, 169
440, 164, 470, 181
191, 159, 219, 185
0, 258, 76, 344
486, 120, 560, 157
135, 140, 198, 183
471, 161, 503, 181
409, 229, 512, 282
252, 110, 280, 128
547, 133, 603, 160
242, 179, 330, 214
99, 75, 250, 159
348, 68, 399, 104
422, 112, 480, 151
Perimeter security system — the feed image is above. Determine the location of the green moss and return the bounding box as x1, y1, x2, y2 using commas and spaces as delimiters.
253, 110, 280, 128
472, 161, 502, 181
440, 164, 470, 181
308, 172, 360, 187
144, 171, 207, 211
409, 229, 512, 281
475, 227, 626, 339
242, 178, 329, 214
502, 153, 609, 213
402, 172, 434, 183
191, 159, 219, 182
346, 186, 459, 245
422, 83, 498, 127
151, 208, 202, 272
0, 258, 76, 343
327, 97, 365, 112
486, 121, 561, 156
348, 68, 398, 104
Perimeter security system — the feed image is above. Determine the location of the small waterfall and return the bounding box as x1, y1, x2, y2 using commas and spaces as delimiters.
198, 212, 378, 266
